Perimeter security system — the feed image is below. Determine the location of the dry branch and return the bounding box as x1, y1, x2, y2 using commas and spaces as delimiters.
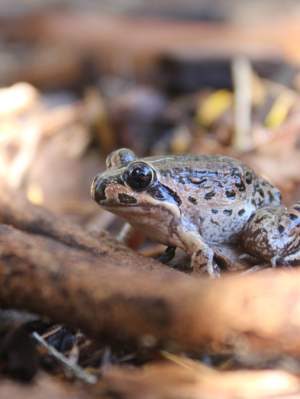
0, 83, 38, 117
0, 186, 171, 274
96, 360, 300, 399
0, 374, 89, 399
1, 187, 300, 357
1, 211, 300, 357
0, 12, 292, 87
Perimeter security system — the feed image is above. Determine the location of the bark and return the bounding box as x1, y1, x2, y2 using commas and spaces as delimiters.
0, 374, 89, 399
1, 187, 300, 357
1, 221, 300, 357
0, 186, 171, 274
97, 361, 300, 399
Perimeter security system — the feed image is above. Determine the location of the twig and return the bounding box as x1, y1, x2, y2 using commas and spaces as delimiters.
32, 332, 97, 385
232, 57, 253, 151
0, 83, 38, 117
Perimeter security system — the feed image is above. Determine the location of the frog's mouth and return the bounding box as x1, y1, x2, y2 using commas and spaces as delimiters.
91, 174, 132, 205
91, 175, 181, 217
101, 203, 140, 212
94, 191, 139, 208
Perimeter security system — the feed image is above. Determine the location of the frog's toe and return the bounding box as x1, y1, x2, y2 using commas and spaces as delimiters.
191, 247, 215, 276
191, 260, 220, 278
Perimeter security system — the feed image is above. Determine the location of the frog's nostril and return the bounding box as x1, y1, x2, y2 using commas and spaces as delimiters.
91, 176, 107, 203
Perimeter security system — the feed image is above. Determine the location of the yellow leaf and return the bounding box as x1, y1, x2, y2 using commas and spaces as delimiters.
27, 184, 44, 205
265, 92, 295, 129
196, 90, 232, 127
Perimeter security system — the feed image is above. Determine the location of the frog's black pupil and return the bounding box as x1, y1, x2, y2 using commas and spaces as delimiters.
126, 163, 153, 191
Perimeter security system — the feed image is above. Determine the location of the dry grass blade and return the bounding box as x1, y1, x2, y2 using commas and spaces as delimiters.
32, 332, 97, 384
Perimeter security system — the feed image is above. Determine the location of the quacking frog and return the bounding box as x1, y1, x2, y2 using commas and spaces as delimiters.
91, 148, 300, 276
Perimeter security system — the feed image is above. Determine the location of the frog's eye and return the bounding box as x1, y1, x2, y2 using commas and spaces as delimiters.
106, 148, 136, 169
124, 162, 155, 191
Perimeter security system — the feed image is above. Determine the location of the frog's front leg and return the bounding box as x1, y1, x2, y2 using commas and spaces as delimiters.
176, 226, 219, 277
242, 201, 300, 265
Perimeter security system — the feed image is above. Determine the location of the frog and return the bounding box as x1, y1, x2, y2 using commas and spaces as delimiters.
91, 148, 300, 276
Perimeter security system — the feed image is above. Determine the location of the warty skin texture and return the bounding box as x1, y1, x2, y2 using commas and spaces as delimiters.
92, 148, 300, 276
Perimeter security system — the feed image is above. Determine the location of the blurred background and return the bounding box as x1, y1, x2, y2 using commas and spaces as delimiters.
1, 0, 300, 234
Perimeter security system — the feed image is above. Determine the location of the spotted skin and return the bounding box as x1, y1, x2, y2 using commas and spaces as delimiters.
91, 148, 300, 277
243, 201, 300, 265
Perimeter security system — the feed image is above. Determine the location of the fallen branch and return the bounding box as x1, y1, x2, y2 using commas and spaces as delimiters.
1, 220, 300, 357
0, 186, 170, 274
97, 360, 300, 399
0, 82, 38, 117
0, 374, 89, 399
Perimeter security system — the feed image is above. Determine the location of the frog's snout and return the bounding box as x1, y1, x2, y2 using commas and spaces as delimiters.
91, 175, 107, 203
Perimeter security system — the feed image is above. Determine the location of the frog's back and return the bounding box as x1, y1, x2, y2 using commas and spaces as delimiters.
146, 154, 281, 243
146, 154, 244, 174
147, 154, 260, 205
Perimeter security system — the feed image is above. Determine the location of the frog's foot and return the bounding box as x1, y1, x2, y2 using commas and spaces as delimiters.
176, 226, 219, 277
243, 201, 300, 265
191, 249, 220, 277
